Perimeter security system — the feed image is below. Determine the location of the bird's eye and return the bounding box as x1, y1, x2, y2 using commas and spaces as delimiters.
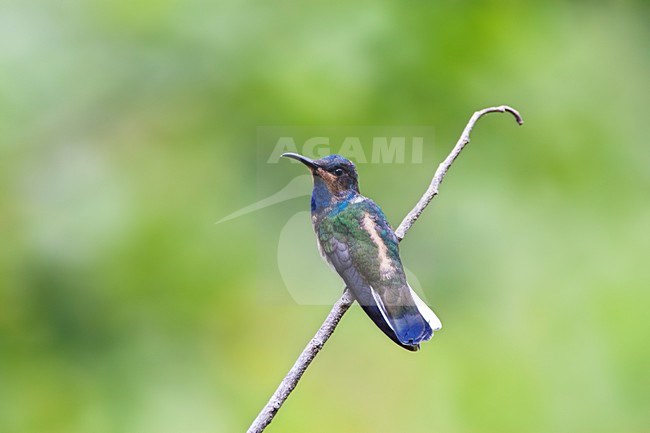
332, 168, 344, 176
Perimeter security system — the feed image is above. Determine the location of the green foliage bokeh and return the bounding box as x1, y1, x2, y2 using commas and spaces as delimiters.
1, 1, 648, 432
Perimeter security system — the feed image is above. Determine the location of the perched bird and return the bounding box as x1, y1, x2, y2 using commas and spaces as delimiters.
282, 153, 442, 351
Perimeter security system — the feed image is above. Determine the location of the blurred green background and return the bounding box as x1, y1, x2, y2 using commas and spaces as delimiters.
1, 1, 649, 432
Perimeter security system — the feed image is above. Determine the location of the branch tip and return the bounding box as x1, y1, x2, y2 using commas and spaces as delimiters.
496, 105, 524, 125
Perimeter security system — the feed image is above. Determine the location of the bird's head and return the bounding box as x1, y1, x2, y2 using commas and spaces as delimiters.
281, 153, 359, 196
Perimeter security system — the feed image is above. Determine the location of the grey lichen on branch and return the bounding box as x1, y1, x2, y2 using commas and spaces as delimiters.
246, 105, 523, 433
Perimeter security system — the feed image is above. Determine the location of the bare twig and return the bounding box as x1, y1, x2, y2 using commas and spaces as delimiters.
246, 289, 355, 433
395, 105, 523, 240
247, 105, 523, 433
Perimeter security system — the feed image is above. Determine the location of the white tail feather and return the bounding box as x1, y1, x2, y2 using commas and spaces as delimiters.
370, 286, 396, 333
409, 286, 442, 332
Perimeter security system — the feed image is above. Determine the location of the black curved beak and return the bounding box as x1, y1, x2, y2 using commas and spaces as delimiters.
281, 152, 321, 170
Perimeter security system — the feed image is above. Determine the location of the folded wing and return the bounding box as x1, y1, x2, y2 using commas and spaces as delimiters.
317, 199, 441, 350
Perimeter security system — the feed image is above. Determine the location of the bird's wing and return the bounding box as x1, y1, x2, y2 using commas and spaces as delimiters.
317, 199, 439, 349
323, 237, 417, 351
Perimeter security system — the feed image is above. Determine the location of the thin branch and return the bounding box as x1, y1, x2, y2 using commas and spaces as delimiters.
246, 289, 355, 433
247, 105, 523, 433
395, 105, 523, 240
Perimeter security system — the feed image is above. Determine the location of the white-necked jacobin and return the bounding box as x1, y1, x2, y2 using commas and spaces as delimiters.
282, 152, 442, 351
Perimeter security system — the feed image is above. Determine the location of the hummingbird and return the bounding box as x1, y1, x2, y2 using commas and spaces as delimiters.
282, 153, 442, 351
